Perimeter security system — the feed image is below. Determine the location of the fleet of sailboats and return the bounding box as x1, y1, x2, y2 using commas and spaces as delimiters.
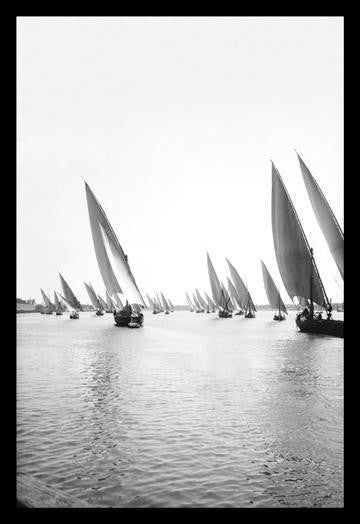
35, 152, 342, 339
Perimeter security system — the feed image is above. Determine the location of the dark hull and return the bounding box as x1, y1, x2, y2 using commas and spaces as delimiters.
56, 312, 63, 316
96, 310, 104, 316
274, 315, 285, 321
235, 311, 244, 316
70, 314, 79, 319
219, 311, 232, 318
245, 313, 255, 318
295, 317, 343, 338
114, 312, 144, 327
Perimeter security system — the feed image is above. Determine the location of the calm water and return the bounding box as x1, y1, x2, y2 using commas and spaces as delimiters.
17, 310, 343, 507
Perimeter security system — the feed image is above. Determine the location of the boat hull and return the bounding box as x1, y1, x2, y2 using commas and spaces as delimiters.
219, 311, 232, 318
245, 313, 255, 318
96, 310, 104, 316
114, 312, 144, 327
295, 316, 343, 338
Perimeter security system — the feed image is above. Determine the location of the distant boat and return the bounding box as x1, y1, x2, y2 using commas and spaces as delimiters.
296, 152, 343, 281
207, 253, 232, 318
147, 294, 159, 314
156, 293, 164, 313
84, 281, 104, 316
271, 161, 343, 337
195, 288, 209, 313
192, 292, 204, 313
53, 291, 63, 315
204, 292, 216, 313
168, 298, 175, 312
59, 273, 83, 319
226, 277, 244, 316
185, 292, 195, 312
85, 181, 145, 328
226, 259, 256, 318
160, 292, 170, 314
40, 288, 54, 314
261, 261, 287, 321
97, 294, 108, 315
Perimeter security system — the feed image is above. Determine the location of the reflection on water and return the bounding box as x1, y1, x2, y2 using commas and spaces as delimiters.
17, 311, 343, 507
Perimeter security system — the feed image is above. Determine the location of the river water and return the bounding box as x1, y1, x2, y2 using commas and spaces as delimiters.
17, 310, 343, 507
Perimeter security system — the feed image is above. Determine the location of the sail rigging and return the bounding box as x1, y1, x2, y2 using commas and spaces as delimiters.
296, 152, 343, 280
261, 261, 288, 314
226, 277, 243, 309
271, 162, 329, 308
207, 253, 222, 307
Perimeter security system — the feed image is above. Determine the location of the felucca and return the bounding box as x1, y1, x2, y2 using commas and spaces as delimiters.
40, 288, 54, 315
271, 161, 343, 337
84, 281, 104, 316
85, 181, 145, 328
59, 273, 82, 319
207, 253, 232, 318
261, 261, 287, 321
226, 259, 256, 318
53, 291, 63, 315
185, 292, 195, 312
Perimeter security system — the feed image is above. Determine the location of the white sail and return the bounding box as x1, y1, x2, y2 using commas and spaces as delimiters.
160, 292, 170, 311
261, 260, 288, 314
195, 289, 208, 310
204, 292, 216, 310
59, 274, 82, 311
97, 294, 108, 310
207, 253, 222, 307
85, 182, 145, 307
192, 293, 202, 310
84, 281, 102, 310
296, 152, 343, 280
146, 294, 155, 309
271, 162, 329, 309
185, 292, 195, 309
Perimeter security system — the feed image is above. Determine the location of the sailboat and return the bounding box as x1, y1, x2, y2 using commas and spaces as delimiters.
84, 282, 104, 315
204, 292, 216, 313
195, 289, 209, 313
226, 259, 256, 318
261, 261, 287, 321
53, 291, 63, 315
59, 273, 83, 319
97, 294, 108, 315
40, 289, 54, 314
146, 294, 157, 314
226, 277, 244, 315
185, 292, 195, 312
271, 161, 343, 337
85, 181, 145, 328
168, 298, 175, 312
160, 292, 170, 314
207, 253, 232, 318
192, 293, 204, 313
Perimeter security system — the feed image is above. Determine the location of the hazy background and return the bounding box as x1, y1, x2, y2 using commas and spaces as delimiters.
17, 16, 343, 305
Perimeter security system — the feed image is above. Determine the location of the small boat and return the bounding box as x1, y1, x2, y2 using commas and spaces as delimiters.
218, 287, 233, 318
59, 273, 83, 319
192, 293, 204, 313
85, 181, 146, 328
195, 289, 208, 313
84, 281, 105, 316
261, 261, 287, 321
204, 292, 216, 313
226, 259, 256, 318
40, 288, 55, 315
160, 292, 171, 314
271, 159, 343, 338
185, 292, 195, 312
207, 253, 232, 317
226, 277, 244, 316
53, 291, 63, 315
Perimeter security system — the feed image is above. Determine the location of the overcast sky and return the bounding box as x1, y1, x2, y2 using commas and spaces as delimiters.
17, 16, 343, 305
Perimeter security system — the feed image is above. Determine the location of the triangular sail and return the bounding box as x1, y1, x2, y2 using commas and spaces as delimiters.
297, 152, 343, 280
261, 261, 288, 314
220, 282, 233, 311
195, 289, 208, 310
105, 290, 115, 310
40, 288, 53, 311
192, 293, 202, 310
59, 274, 83, 310
226, 259, 256, 311
84, 282, 102, 310
185, 292, 195, 309
160, 292, 170, 311
207, 253, 222, 307
204, 292, 216, 310
227, 277, 243, 309
53, 291, 62, 312
271, 162, 328, 308
146, 294, 155, 309
85, 182, 145, 307
168, 298, 175, 311
97, 294, 108, 310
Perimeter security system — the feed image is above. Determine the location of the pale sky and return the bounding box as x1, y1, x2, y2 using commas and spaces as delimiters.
17, 16, 343, 305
